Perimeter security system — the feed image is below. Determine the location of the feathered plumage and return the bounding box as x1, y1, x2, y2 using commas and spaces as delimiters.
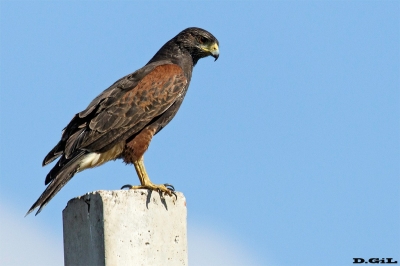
27, 27, 219, 215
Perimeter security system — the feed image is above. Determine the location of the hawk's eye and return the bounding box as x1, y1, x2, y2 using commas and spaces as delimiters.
198, 36, 208, 44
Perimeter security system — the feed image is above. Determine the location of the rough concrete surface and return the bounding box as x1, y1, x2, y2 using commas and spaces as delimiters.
63, 189, 187, 266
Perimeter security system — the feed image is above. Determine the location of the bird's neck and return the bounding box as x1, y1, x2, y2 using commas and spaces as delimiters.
147, 41, 194, 81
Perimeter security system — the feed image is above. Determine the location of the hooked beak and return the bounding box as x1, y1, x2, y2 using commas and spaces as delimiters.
201, 42, 219, 61
210, 43, 219, 61
212, 51, 219, 61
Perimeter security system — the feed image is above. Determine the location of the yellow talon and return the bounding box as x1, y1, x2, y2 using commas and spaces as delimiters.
127, 184, 173, 196
121, 156, 175, 197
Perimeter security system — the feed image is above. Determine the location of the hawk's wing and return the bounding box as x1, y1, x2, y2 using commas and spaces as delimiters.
43, 62, 187, 168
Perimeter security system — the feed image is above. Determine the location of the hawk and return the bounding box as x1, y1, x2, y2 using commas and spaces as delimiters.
27, 27, 219, 215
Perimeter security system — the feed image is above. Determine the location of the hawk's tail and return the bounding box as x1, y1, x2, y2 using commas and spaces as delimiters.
26, 152, 85, 216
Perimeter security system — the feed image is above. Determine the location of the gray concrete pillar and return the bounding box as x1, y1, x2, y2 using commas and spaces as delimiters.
63, 190, 187, 266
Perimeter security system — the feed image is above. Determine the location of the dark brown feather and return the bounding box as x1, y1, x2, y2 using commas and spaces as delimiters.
77, 64, 187, 152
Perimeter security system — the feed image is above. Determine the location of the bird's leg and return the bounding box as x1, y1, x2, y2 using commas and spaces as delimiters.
121, 156, 175, 197
133, 156, 152, 186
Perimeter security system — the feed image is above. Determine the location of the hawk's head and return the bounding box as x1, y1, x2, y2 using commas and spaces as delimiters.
147, 27, 219, 68
176, 27, 220, 62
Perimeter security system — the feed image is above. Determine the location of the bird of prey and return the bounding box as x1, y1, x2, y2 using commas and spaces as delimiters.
27, 27, 219, 215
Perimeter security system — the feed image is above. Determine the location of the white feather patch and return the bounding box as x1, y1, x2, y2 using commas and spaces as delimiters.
78, 142, 125, 171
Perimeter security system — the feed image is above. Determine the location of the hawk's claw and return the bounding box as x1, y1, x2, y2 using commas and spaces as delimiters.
163, 184, 177, 199
171, 191, 178, 200
120, 183, 176, 199
164, 183, 175, 191
121, 184, 133, 190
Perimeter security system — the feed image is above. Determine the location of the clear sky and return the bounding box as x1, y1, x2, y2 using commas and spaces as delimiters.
1, 1, 399, 265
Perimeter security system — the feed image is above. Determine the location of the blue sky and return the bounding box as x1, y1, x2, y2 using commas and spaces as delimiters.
1, 1, 399, 265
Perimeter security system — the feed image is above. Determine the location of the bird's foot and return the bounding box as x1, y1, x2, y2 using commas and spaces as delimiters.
121, 183, 177, 199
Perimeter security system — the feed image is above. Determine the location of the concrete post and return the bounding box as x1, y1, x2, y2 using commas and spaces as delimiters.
62, 190, 187, 266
